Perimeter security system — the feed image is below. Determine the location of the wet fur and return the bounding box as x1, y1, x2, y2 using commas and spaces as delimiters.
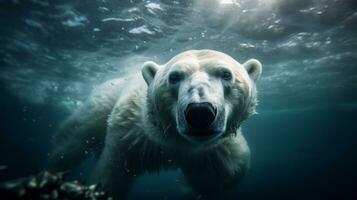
48, 50, 260, 199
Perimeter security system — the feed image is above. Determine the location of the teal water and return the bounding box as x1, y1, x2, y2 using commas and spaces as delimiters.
0, 0, 357, 199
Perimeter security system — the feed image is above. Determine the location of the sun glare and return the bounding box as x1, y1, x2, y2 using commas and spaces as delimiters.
218, 0, 241, 7
219, 0, 234, 4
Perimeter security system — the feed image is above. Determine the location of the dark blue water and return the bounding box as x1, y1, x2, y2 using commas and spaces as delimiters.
1, 0, 357, 199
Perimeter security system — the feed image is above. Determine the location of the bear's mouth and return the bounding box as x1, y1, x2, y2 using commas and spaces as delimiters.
184, 102, 218, 136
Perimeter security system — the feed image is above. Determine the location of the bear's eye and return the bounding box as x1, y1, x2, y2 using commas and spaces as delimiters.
168, 71, 184, 84
221, 70, 233, 81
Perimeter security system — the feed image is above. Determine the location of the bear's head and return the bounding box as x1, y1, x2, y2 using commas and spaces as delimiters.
142, 50, 262, 147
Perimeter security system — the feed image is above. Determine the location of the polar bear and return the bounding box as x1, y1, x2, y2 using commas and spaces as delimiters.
48, 49, 262, 199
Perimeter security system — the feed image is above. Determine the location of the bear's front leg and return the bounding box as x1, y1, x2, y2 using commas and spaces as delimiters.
180, 137, 250, 198
93, 143, 137, 200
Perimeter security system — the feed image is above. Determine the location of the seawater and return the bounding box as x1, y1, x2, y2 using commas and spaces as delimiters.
0, 0, 356, 199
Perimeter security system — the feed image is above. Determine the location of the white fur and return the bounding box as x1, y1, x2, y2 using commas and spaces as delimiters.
48, 50, 262, 199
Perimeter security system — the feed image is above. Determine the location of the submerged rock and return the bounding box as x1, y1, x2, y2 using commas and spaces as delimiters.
0, 171, 111, 200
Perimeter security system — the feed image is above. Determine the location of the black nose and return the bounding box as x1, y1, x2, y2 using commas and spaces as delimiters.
185, 103, 216, 129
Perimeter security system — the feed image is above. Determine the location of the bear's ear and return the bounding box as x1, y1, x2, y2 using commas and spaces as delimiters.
243, 59, 262, 81
142, 61, 160, 85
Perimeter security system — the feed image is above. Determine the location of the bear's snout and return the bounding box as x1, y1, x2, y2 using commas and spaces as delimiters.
184, 102, 216, 130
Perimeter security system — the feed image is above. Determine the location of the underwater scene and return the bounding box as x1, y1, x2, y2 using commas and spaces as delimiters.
1, 0, 357, 199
